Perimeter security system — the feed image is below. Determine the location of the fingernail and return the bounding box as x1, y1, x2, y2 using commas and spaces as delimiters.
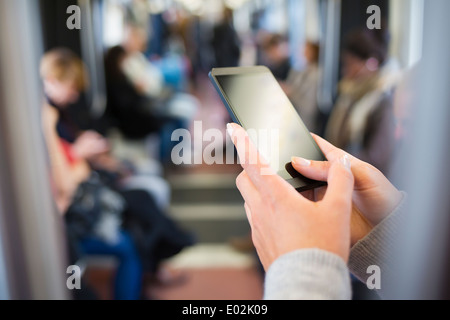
226, 123, 234, 137
292, 157, 311, 166
340, 154, 351, 170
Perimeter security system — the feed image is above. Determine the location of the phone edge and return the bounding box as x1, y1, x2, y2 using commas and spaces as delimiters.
208, 70, 241, 125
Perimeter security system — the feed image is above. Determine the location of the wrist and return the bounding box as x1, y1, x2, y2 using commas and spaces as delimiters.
372, 189, 404, 226
356, 191, 406, 243
384, 190, 404, 221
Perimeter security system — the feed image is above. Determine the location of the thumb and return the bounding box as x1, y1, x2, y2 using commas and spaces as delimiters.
291, 157, 331, 182
291, 135, 349, 181
324, 155, 354, 210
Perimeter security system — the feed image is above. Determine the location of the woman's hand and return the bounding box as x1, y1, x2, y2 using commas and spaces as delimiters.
228, 123, 355, 271
292, 134, 403, 246
72, 131, 110, 160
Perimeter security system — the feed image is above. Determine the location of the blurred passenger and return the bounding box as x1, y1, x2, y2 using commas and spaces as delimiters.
40, 48, 194, 299
122, 26, 166, 99
325, 29, 396, 175
211, 7, 241, 68
40, 50, 141, 299
122, 25, 198, 120
284, 41, 321, 133
147, 10, 194, 92
45, 47, 170, 210
103, 45, 167, 139
260, 34, 291, 81
124, 0, 151, 31
106, 25, 198, 162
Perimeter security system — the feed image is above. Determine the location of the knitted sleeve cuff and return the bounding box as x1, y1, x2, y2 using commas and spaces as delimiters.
348, 192, 407, 295
264, 249, 351, 300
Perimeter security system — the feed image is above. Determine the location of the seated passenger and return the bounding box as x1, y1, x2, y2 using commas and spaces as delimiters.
284, 40, 321, 134
104, 26, 198, 162
103, 45, 168, 140
259, 33, 291, 81
40, 48, 194, 299
325, 29, 396, 175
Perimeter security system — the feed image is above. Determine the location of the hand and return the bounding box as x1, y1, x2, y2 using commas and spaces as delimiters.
72, 131, 110, 160
292, 134, 403, 246
228, 123, 354, 271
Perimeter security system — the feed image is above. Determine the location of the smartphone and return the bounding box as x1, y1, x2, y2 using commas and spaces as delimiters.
209, 66, 327, 192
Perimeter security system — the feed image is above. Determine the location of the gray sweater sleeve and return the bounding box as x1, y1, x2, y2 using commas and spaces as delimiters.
264, 249, 351, 300
348, 192, 407, 298
263, 193, 407, 300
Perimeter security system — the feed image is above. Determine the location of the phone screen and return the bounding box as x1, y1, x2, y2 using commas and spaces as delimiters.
214, 69, 326, 181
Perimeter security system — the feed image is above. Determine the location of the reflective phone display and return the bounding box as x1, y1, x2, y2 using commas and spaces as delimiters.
210, 66, 326, 191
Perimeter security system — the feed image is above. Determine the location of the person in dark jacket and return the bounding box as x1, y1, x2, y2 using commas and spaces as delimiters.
211, 8, 241, 68
103, 45, 168, 139
325, 29, 396, 175
260, 34, 291, 81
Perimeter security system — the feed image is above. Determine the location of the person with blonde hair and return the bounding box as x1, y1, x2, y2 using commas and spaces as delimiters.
41, 48, 142, 300
41, 48, 193, 299
40, 48, 89, 107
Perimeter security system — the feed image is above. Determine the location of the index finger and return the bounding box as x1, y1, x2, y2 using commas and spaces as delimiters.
311, 133, 345, 162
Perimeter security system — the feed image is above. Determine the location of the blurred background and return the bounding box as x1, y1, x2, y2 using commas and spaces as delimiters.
0, 0, 449, 300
